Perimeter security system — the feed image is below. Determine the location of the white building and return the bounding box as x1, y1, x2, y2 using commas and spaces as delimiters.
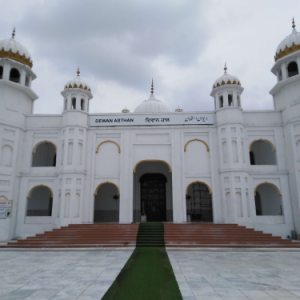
1, 22, 300, 241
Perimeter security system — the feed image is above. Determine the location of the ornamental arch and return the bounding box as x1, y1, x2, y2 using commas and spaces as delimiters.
27, 185, 53, 216
254, 182, 282, 216
94, 182, 120, 223
249, 139, 276, 165
185, 181, 213, 222
32, 141, 57, 167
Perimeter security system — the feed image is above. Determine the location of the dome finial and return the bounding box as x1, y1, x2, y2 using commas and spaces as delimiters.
12, 27, 15, 39
224, 62, 227, 73
77, 67, 80, 77
292, 17, 296, 29
151, 78, 154, 94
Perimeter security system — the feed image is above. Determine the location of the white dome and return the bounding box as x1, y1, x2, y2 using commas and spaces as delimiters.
64, 75, 91, 92
212, 71, 241, 89
0, 35, 32, 68
275, 27, 300, 61
134, 94, 171, 113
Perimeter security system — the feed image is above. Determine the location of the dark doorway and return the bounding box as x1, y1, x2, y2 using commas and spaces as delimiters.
140, 174, 166, 222
186, 182, 213, 222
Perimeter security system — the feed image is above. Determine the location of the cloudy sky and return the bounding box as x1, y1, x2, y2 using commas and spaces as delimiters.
0, 0, 299, 114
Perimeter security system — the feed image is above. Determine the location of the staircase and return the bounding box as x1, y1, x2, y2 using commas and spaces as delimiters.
2, 223, 300, 248
136, 222, 165, 247
4, 224, 139, 248
164, 224, 300, 248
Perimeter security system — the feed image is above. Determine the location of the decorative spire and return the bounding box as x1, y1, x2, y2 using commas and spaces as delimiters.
151, 78, 154, 94
292, 17, 296, 29
77, 67, 80, 76
12, 27, 15, 39
224, 62, 227, 73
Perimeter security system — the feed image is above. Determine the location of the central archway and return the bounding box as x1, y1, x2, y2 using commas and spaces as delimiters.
133, 160, 172, 222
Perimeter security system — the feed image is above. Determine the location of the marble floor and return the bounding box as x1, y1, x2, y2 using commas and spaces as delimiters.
168, 250, 300, 300
0, 249, 300, 300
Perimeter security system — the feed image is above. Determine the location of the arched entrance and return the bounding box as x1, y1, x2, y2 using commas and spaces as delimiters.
133, 160, 172, 222
186, 182, 213, 222
254, 182, 282, 216
140, 174, 167, 222
27, 185, 53, 216
94, 182, 120, 223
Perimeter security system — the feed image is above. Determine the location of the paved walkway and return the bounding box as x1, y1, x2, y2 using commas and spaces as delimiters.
169, 250, 300, 300
1, 249, 300, 300
0, 250, 132, 300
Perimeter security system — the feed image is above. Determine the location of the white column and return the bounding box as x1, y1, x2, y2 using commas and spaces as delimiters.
281, 61, 288, 80
3, 61, 11, 80
20, 69, 26, 86
119, 132, 133, 223
171, 131, 185, 223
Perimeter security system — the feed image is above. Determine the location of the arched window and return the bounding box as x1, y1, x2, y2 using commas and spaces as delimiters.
71, 98, 76, 109
9, 68, 20, 83
254, 183, 282, 216
81, 99, 85, 111
27, 186, 53, 216
0, 66, 3, 79
186, 182, 213, 222
228, 94, 233, 106
278, 68, 282, 81
94, 182, 120, 222
219, 96, 223, 108
249, 140, 276, 165
25, 75, 30, 87
32, 142, 57, 167
287, 61, 299, 77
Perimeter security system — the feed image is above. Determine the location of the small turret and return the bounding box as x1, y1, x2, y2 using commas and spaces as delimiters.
61, 68, 93, 113
210, 64, 243, 110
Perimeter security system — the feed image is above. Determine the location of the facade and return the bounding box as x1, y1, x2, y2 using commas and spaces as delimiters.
1, 22, 300, 241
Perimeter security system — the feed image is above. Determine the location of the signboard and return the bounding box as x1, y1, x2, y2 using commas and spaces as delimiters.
0, 200, 12, 219
89, 113, 214, 127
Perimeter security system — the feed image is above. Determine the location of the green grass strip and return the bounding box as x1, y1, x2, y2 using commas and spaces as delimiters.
101, 223, 183, 300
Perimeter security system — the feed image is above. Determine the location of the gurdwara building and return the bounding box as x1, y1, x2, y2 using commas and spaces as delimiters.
1, 22, 300, 241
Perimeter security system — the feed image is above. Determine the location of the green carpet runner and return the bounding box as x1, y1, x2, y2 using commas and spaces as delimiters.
101, 222, 183, 300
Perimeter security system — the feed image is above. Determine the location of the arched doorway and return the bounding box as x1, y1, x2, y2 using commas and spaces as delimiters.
27, 185, 53, 216
140, 174, 167, 222
249, 140, 276, 165
186, 182, 213, 222
254, 183, 282, 216
94, 182, 120, 223
133, 160, 172, 222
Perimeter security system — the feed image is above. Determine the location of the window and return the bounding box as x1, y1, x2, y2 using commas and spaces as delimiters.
219, 96, 223, 108
254, 184, 282, 216
0, 66, 3, 79
27, 186, 53, 216
81, 99, 85, 111
249, 140, 276, 165
25, 75, 30, 87
228, 94, 233, 106
71, 98, 76, 109
64, 99, 67, 110
32, 142, 56, 167
9, 68, 20, 83
287, 61, 298, 77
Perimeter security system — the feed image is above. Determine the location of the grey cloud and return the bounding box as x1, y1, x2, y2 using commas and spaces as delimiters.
17, 0, 208, 90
